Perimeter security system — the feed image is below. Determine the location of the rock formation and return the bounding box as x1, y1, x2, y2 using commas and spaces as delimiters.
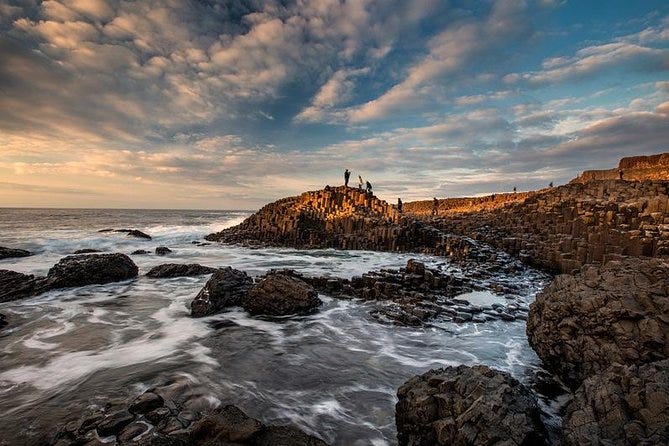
0, 269, 51, 303
395, 365, 546, 446
242, 273, 321, 316
47, 253, 139, 289
562, 360, 669, 446
146, 263, 218, 278
51, 390, 328, 446
0, 246, 31, 259
99, 229, 152, 240
73, 248, 102, 254
190, 267, 254, 317
0, 312, 7, 328
572, 152, 669, 183
155, 246, 173, 255
527, 258, 669, 389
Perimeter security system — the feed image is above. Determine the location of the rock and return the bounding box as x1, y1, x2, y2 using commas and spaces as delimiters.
0, 312, 7, 328
562, 360, 669, 446
396, 365, 546, 446
527, 258, 669, 388
73, 248, 102, 254
190, 267, 253, 317
99, 229, 152, 240
146, 264, 218, 278
129, 392, 164, 415
117, 421, 150, 443
47, 253, 139, 289
406, 259, 426, 275
190, 405, 263, 444
254, 426, 328, 446
132, 249, 151, 255
242, 273, 321, 316
0, 246, 31, 259
0, 269, 51, 302
96, 410, 134, 437
155, 247, 172, 256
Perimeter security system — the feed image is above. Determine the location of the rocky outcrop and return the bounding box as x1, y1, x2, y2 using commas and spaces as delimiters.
243, 273, 321, 316
146, 264, 218, 278
0, 269, 51, 303
527, 258, 669, 389
395, 365, 546, 446
47, 253, 139, 289
155, 246, 173, 255
428, 180, 669, 273
0, 246, 31, 259
51, 390, 328, 446
562, 360, 669, 446
572, 152, 669, 183
190, 267, 254, 317
99, 229, 152, 240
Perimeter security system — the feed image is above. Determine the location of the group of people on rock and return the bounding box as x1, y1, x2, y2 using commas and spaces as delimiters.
344, 169, 373, 194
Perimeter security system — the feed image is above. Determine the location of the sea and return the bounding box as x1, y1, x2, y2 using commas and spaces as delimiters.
0, 208, 559, 445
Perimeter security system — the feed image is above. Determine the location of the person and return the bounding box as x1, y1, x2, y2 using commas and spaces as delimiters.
549, 182, 553, 188
366, 181, 372, 194
358, 175, 363, 190
344, 169, 350, 187
513, 186, 517, 194
619, 169, 624, 180
432, 197, 438, 216
397, 198, 403, 213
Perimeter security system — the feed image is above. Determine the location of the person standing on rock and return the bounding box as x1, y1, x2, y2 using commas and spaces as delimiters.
366, 181, 373, 194
619, 169, 624, 180
432, 197, 438, 216
358, 175, 364, 190
397, 198, 403, 213
344, 169, 351, 187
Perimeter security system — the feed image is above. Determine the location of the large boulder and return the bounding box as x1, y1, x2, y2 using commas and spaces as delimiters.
147, 264, 218, 278
0, 246, 31, 259
562, 360, 669, 446
396, 365, 546, 446
242, 274, 321, 316
0, 269, 51, 302
527, 258, 669, 388
47, 253, 139, 288
190, 267, 253, 317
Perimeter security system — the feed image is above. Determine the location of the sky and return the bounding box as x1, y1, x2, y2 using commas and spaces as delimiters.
0, 0, 668, 209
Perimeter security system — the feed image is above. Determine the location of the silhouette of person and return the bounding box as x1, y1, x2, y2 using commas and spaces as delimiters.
344, 169, 350, 187
513, 186, 517, 193
358, 175, 363, 190
432, 197, 438, 216
549, 182, 553, 188
366, 181, 372, 194
397, 198, 403, 213
619, 169, 624, 180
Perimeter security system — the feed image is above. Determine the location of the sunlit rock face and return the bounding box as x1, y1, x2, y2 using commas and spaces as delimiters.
572, 152, 669, 183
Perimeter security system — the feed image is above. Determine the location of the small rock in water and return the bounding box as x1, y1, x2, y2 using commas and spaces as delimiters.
73, 248, 102, 254
191, 267, 254, 317
242, 273, 321, 316
131, 249, 150, 255
96, 410, 134, 437
146, 263, 218, 278
155, 246, 172, 255
117, 421, 149, 443
0, 269, 51, 303
0, 312, 7, 328
47, 253, 138, 288
129, 391, 164, 414
0, 246, 31, 259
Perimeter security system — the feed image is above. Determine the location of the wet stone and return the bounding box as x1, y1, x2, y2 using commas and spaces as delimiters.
96, 410, 135, 437
129, 392, 164, 415
117, 421, 150, 443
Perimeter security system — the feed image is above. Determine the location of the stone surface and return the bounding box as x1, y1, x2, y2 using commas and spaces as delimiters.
395, 365, 546, 446
0, 246, 31, 259
73, 248, 102, 254
146, 263, 218, 278
47, 253, 139, 289
99, 228, 152, 240
254, 426, 329, 446
190, 405, 263, 443
0, 269, 51, 303
155, 247, 173, 256
0, 312, 7, 328
242, 273, 321, 316
132, 249, 151, 255
527, 258, 669, 388
129, 391, 164, 414
96, 410, 134, 437
562, 360, 669, 446
190, 267, 253, 317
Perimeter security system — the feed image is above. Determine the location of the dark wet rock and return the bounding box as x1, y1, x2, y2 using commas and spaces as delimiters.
254, 426, 328, 446
0, 312, 7, 328
96, 410, 134, 437
117, 421, 150, 443
242, 273, 321, 316
190, 267, 253, 317
155, 247, 172, 256
396, 365, 547, 446
99, 228, 152, 240
0, 246, 31, 259
132, 249, 151, 255
47, 253, 139, 289
527, 258, 669, 389
129, 392, 164, 415
562, 360, 669, 446
146, 264, 218, 278
73, 248, 102, 254
405, 259, 426, 275
190, 405, 263, 444
0, 269, 51, 303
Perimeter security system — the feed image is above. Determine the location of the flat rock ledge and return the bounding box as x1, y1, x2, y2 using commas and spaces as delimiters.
562, 359, 669, 446
50, 390, 328, 446
146, 264, 218, 278
396, 365, 547, 446
527, 257, 669, 389
242, 273, 321, 316
0, 246, 31, 259
48, 253, 139, 289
